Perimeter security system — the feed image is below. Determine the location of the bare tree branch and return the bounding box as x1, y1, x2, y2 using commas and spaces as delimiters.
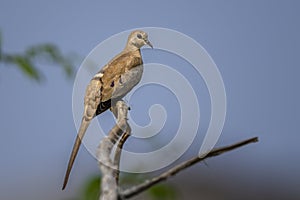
114, 128, 131, 184
120, 137, 258, 199
97, 101, 130, 200
96, 100, 258, 200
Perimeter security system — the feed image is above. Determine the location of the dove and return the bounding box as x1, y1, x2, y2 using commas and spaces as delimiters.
62, 30, 152, 190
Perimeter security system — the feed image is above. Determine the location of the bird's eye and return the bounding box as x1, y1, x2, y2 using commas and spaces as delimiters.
137, 33, 142, 39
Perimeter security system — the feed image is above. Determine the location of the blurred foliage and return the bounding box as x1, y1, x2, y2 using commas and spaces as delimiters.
0, 31, 76, 82
81, 176, 101, 200
120, 173, 179, 199
68, 174, 179, 200
146, 183, 178, 200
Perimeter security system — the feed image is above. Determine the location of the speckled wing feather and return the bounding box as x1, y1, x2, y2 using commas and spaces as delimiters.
100, 50, 143, 102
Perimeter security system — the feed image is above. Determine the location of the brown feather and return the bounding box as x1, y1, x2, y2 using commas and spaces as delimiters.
100, 50, 142, 102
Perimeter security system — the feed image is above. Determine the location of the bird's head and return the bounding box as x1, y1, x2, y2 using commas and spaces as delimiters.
126, 30, 153, 51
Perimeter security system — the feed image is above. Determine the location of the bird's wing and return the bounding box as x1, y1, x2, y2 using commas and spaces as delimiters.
100, 51, 143, 102
62, 79, 101, 190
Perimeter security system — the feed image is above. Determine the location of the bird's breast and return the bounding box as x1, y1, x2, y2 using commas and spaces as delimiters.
111, 64, 144, 100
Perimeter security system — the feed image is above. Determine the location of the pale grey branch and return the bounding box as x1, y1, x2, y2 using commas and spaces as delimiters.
120, 137, 258, 199
97, 101, 130, 200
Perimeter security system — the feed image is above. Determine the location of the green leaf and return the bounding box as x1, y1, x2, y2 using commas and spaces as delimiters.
15, 56, 41, 81
82, 176, 101, 200
1, 31, 75, 82
3, 54, 42, 81
25, 44, 75, 78
147, 184, 178, 200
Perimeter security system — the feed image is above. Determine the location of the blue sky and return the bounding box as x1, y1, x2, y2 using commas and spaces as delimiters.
0, 1, 299, 200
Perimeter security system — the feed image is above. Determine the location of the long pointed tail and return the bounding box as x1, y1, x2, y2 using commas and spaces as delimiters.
62, 118, 91, 190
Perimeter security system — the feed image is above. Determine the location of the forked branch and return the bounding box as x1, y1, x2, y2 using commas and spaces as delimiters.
97, 100, 258, 200
97, 101, 131, 200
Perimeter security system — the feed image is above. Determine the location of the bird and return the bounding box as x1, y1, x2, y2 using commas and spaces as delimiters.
62, 30, 153, 190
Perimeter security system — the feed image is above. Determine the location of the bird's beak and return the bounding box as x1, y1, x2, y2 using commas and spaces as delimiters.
145, 39, 153, 48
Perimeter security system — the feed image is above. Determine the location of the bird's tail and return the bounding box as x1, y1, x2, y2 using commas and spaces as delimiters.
62, 118, 91, 190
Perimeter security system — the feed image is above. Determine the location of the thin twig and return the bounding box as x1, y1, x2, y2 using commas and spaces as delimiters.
120, 137, 258, 199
